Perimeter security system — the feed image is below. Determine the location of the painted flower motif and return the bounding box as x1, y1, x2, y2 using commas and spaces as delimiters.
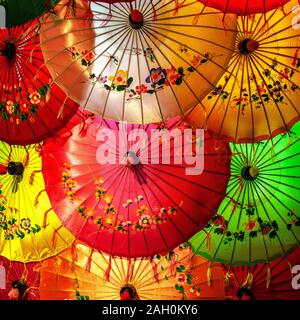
136, 205, 149, 216
135, 195, 144, 203
86, 208, 95, 218
108, 70, 128, 86
135, 84, 148, 95
20, 218, 31, 230
29, 91, 41, 105
165, 67, 180, 86
144, 48, 155, 62
160, 208, 167, 215
97, 76, 107, 84
244, 219, 257, 231
20, 99, 31, 113
65, 179, 77, 189
82, 50, 94, 63
0, 212, 6, 226
104, 205, 117, 214
6, 100, 15, 115
95, 177, 105, 185
190, 55, 201, 67
104, 194, 113, 204
95, 187, 107, 201
212, 215, 226, 226
168, 206, 178, 215
104, 214, 115, 227
146, 67, 165, 84
8, 224, 19, 234
139, 214, 152, 228
62, 171, 71, 181
176, 273, 186, 284
0, 195, 7, 205
260, 223, 272, 235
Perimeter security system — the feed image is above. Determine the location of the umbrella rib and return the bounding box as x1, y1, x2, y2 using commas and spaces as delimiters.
139, 26, 184, 120
145, 23, 236, 81
246, 53, 274, 142
248, 179, 272, 265
92, 28, 134, 118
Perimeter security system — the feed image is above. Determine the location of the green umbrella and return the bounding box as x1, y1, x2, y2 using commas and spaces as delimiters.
0, 0, 59, 27
189, 122, 300, 266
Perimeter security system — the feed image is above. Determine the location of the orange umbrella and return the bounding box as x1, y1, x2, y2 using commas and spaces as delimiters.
39, 242, 226, 300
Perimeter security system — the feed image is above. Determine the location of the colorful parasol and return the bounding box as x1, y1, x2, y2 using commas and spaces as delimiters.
188, 0, 300, 143
224, 247, 300, 300
39, 242, 226, 300
41, 115, 231, 258
39, 0, 237, 123
197, 0, 291, 15
0, 19, 78, 146
0, 256, 40, 300
0, 141, 75, 262
0, 0, 59, 28
189, 120, 300, 266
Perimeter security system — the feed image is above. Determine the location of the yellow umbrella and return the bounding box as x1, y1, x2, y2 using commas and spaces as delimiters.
39, 242, 226, 300
0, 142, 74, 262
188, 0, 300, 143
39, 0, 237, 123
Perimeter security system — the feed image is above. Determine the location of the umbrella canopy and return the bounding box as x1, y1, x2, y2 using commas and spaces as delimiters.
188, 0, 300, 143
0, 0, 59, 28
42, 115, 231, 258
197, 0, 290, 15
225, 247, 300, 300
0, 256, 40, 300
0, 19, 78, 146
189, 120, 300, 266
39, 242, 226, 300
0, 142, 75, 262
39, 0, 237, 123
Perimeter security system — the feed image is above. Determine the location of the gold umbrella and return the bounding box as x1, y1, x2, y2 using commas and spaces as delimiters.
188, 0, 300, 143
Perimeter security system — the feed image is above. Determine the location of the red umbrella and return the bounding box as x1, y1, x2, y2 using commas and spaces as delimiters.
0, 256, 40, 300
0, 19, 78, 146
225, 247, 300, 300
41, 115, 231, 259
197, 0, 291, 15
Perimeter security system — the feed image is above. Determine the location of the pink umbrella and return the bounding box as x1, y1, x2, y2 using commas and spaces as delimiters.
41, 115, 231, 259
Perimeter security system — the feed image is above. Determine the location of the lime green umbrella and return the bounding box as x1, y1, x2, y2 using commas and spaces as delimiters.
0, 0, 59, 27
189, 122, 300, 266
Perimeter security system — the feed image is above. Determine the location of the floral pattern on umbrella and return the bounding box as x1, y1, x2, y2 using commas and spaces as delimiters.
189, 120, 300, 266
0, 142, 74, 262
188, 1, 300, 143
0, 19, 79, 145
42, 115, 231, 258
38, 241, 226, 300
39, 0, 237, 123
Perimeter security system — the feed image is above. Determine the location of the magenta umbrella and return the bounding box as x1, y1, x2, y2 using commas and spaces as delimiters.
41, 115, 231, 259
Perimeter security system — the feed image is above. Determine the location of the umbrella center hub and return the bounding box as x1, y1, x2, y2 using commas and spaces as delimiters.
129, 10, 144, 29
7, 162, 24, 176
241, 165, 259, 181
120, 284, 138, 300
238, 39, 259, 55
3, 42, 17, 59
